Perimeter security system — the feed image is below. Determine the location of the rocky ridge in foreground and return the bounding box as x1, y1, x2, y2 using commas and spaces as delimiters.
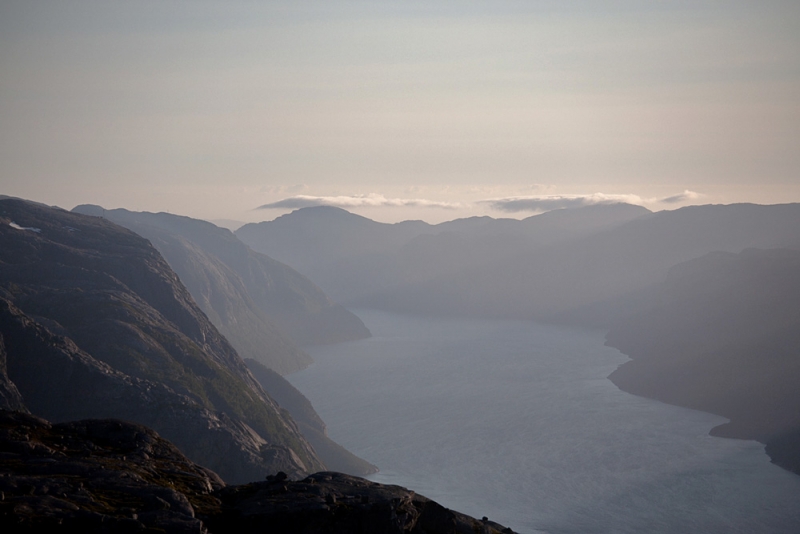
0, 410, 513, 534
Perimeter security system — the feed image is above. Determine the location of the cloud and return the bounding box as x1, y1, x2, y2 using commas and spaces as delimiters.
256, 194, 464, 210
257, 190, 706, 215
480, 193, 647, 213
659, 189, 704, 204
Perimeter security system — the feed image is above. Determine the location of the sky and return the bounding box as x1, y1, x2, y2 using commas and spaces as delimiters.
1, 0, 799, 224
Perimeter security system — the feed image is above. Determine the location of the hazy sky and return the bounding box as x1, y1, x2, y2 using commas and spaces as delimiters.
1, 1, 798, 223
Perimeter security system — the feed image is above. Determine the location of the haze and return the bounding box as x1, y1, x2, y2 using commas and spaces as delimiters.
2, 1, 799, 224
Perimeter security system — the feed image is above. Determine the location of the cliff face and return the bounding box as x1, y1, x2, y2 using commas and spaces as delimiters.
244, 358, 378, 476
0, 198, 323, 483
606, 248, 800, 474
72, 206, 371, 356
0, 411, 514, 534
0, 334, 26, 412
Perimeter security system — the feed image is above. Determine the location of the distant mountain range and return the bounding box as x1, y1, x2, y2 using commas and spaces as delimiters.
236, 202, 800, 475
236, 203, 652, 311
237, 203, 800, 321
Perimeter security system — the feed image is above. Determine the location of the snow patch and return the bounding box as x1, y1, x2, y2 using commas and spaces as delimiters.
9, 222, 41, 233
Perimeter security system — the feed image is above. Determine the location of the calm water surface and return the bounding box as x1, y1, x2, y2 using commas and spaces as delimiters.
288, 310, 800, 534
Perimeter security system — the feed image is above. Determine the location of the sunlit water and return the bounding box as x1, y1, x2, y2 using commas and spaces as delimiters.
288, 310, 800, 534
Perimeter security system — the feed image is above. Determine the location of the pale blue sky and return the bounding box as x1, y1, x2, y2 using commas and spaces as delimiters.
1, 1, 798, 223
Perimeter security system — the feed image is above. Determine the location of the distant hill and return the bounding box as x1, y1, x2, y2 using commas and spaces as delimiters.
475, 203, 800, 319
0, 198, 323, 483
237, 206, 432, 303
238, 203, 800, 321
72, 206, 370, 370
605, 248, 800, 474
236, 203, 651, 307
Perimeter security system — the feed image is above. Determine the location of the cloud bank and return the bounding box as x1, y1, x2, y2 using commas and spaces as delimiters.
480, 193, 648, 213
257, 190, 705, 216
659, 190, 703, 204
257, 194, 463, 210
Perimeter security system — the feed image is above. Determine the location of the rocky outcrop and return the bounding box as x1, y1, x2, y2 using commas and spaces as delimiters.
0, 411, 514, 534
210, 471, 513, 534
0, 410, 223, 533
0, 198, 323, 482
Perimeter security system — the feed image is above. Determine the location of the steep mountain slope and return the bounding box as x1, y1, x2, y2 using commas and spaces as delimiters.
0, 198, 323, 482
244, 358, 377, 476
605, 248, 800, 474
69, 205, 375, 475
73, 206, 370, 352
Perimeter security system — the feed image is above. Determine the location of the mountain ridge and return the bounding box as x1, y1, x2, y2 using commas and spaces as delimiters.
0, 198, 324, 483
73, 205, 371, 355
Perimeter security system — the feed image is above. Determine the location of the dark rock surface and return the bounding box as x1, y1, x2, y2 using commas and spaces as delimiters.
0, 335, 26, 412
0, 411, 514, 534
0, 410, 222, 533
606, 248, 800, 474
210, 471, 513, 534
0, 198, 323, 482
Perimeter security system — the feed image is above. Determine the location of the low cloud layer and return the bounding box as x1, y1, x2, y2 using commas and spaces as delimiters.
480, 193, 648, 213
257, 194, 463, 210
257, 190, 705, 216
659, 190, 703, 204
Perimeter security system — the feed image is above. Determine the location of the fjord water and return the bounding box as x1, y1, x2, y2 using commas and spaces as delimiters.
288, 310, 800, 534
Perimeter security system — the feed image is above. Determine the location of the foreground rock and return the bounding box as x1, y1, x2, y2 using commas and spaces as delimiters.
209, 472, 512, 534
0, 411, 514, 534
0, 410, 222, 532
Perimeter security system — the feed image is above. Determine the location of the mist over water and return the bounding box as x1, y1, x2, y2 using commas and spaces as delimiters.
288, 310, 800, 534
